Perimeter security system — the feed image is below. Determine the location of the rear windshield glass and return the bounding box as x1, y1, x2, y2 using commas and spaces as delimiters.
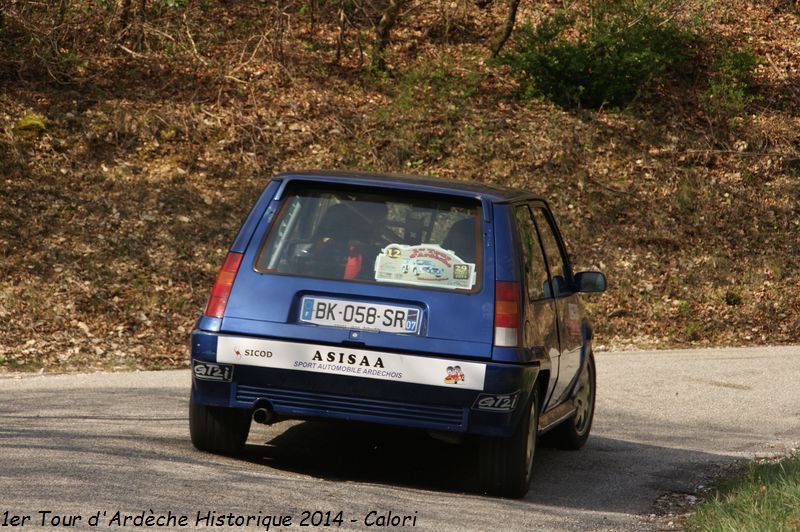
254, 183, 481, 291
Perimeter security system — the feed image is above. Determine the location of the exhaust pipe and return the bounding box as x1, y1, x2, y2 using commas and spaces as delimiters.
252, 407, 273, 425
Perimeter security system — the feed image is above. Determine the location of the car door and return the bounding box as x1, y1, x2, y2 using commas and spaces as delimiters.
530, 204, 584, 406
513, 205, 561, 411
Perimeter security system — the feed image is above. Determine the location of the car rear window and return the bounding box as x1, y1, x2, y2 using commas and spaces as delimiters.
254, 183, 481, 291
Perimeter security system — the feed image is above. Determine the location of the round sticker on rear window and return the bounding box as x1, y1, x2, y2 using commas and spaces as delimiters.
374, 244, 476, 290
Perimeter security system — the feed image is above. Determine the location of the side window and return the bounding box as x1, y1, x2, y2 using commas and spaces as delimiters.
532, 207, 571, 297
514, 206, 549, 300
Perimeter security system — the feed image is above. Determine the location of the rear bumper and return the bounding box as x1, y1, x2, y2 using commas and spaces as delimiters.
190, 329, 538, 437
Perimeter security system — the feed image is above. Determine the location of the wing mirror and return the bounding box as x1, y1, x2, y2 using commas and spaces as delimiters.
574, 271, 606, 293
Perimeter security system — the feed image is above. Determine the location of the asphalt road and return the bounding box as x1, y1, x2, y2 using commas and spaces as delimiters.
1, 346, 798, 531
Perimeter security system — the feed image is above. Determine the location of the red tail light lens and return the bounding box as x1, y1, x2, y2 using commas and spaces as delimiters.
494, 281, 521, 347
204, 252, 244, 318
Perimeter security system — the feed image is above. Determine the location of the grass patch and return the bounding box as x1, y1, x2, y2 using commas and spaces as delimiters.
367, 55, 485, 168
685, 455, 800, 531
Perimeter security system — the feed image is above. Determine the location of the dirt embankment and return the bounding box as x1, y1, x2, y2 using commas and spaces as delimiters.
1, 1, 798, 371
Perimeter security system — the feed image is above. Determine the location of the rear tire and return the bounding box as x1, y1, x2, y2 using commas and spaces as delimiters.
549, 351, 596, 450
189, 395, 251, 455
479, 382, 540, 498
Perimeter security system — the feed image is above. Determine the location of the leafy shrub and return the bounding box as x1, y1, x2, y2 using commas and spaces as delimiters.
703, 46, 760, 124
501, 1, 697, 109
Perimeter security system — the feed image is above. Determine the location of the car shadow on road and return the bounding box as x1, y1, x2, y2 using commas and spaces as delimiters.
0, 386, 744, 515
240, 419, 737, 513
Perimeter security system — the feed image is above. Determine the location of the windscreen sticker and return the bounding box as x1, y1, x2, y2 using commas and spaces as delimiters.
374, 244, 476, 290
216, 336, 486, 390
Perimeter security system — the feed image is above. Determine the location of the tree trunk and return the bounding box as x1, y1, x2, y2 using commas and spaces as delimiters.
58, 0, 69, 24
371, 0, 407, 71
335, 0, 346, 63
490, 0, 521, 57
135, 0, 147, 49
138, 0, 146, 26
119, 0, 133, 29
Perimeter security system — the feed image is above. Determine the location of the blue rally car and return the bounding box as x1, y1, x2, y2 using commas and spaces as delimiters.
189, 170, 606, 498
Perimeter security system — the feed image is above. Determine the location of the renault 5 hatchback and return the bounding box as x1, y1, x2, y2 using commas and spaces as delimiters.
189, 170, 606, 498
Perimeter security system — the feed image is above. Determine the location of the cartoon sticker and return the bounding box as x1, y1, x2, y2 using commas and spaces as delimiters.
444, 365, 465, 385
374, 244, 476, 290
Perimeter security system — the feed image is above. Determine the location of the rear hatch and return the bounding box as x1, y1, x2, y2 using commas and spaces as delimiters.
221, 179, 495, 360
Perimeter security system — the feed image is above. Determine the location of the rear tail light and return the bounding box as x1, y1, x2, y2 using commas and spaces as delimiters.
204, 252, 244, 318
494, 281, 521, 347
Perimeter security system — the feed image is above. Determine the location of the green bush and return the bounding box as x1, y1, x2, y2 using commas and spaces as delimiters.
703, 46, 760, 124
501, 1, 697, 109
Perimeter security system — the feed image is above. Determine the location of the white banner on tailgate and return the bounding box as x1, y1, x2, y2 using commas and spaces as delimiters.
216, 336, 486, 391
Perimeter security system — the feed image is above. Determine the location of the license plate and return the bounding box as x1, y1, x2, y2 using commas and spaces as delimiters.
299, 297, 420, 334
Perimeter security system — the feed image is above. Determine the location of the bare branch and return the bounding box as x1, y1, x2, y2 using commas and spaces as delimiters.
183, 12, 207, 66
117, 43, 147, 59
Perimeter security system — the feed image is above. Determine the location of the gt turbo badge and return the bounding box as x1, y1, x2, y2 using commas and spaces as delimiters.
472, 392, 519, 412
193, 361, 233, 382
